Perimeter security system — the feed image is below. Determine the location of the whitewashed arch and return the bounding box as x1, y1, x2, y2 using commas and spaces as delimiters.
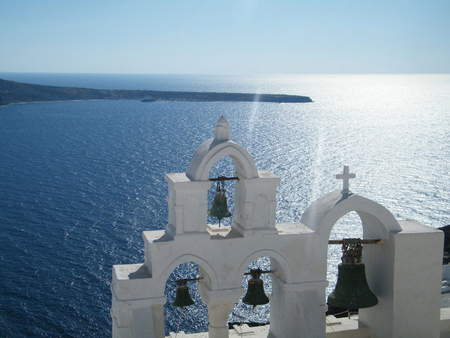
186, 138, 259, 181
235, 249, 293, 286
301, 190, 402, 241
158, 254, 219, 295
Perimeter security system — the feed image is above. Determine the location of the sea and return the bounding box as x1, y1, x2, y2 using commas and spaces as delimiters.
0, 73, 449, 337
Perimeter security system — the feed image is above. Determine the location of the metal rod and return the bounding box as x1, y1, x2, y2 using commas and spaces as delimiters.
328, 239, 382, 245
167, 277, 204, 284
244, 269, 273, 275
209, 176, 239, 182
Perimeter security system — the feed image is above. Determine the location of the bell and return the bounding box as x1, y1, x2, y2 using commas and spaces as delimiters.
327, 263, 378, 309
208, 180, 231, 226
173, 281, 195, 307
243, 269, 269, 308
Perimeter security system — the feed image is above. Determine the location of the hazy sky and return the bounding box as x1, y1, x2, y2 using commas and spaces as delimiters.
1, 0, 449, 74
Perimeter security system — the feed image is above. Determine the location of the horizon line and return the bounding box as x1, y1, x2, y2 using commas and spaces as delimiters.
1, 71, 449, 76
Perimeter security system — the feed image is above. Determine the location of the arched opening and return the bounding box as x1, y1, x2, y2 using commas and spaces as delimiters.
164, 261, 208, 335
229, 256, 272, 327
301, 192, 402, 311
186, 138, 259, 182
207, 155, 237, 229
326, 211, 363, 297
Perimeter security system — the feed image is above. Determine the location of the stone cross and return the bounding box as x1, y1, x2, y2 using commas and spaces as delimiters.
336, 165, 356, 195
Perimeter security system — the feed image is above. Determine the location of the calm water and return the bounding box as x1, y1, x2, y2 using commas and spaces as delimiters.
0, 73, 449, 336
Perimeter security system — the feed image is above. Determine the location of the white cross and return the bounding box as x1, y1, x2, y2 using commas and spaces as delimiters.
336, 166, 356, 195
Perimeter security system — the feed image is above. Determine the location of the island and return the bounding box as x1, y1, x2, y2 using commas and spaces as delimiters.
0, 78, 312, 106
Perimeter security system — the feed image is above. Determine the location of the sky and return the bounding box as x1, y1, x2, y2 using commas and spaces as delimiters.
1, 0, 449, 74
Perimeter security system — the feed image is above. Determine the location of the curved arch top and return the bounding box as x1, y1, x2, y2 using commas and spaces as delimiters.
157, 254, 219, 295
300, 190, 402, 240
186, 138, 259, 181
235, 249, 293, 285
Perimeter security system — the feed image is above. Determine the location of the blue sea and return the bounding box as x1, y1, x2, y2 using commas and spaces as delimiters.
0, 73, 449, 337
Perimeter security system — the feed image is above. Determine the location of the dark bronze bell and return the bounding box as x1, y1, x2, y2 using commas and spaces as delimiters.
243, 269, 269, 308
328, 263, 378, 309
328, 239, 378, 310
173, 281, 195, 307
208, 180, 231, 226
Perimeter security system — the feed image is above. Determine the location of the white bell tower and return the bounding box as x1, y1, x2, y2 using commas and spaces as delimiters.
111, 117, 443, 338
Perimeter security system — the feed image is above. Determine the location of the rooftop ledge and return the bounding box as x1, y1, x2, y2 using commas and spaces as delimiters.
165, 315, 366, 337
167, 310, 450, 338
141, 223, 314, 242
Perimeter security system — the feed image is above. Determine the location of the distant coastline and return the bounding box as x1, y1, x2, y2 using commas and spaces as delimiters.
0, 78, 312, 106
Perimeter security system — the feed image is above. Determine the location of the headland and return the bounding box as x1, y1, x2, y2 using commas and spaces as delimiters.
0, 78, 312, 106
